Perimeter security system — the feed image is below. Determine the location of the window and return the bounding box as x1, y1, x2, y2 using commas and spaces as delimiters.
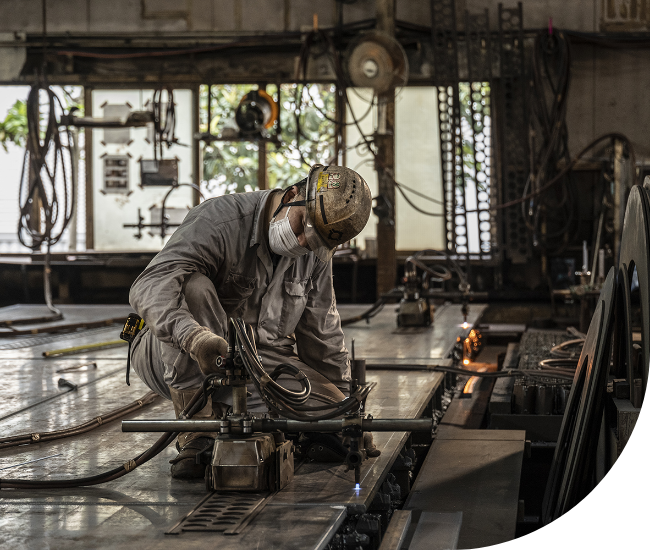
199, 83, 337, 196
439, 82, 494, 257
0, 85, 85, 253
347, 87, 447, 254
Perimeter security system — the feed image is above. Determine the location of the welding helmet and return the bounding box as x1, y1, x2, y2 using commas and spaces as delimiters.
303, 164, 372, 262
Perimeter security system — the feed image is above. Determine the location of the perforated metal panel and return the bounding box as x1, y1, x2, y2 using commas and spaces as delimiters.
464, 10, 495, 259
431, 0, 468, 255
498, 3, 531, 263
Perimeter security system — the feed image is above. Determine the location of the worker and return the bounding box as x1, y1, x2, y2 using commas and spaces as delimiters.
128, 164, 378, 478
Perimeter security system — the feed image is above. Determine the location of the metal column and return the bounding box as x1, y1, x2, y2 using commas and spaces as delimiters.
375, 0, 397, 295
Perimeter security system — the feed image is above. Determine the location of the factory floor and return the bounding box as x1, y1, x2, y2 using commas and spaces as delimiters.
0, 303, 525, 549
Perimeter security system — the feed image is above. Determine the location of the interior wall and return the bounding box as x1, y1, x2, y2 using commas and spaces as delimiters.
91, 89, 195, 251
1, 0, 649, 250
1, 1, 645, 159
0, 0, 603, 34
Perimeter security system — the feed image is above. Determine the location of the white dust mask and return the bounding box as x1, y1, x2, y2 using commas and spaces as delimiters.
269, 206, 310, 258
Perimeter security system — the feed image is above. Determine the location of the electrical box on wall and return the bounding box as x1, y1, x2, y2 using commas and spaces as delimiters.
102, 155, 130, 193
140, 159, 179, 186
91, 89, 194, 251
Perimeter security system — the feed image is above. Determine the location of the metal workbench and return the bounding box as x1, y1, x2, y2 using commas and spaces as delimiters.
0, 304, 482, 549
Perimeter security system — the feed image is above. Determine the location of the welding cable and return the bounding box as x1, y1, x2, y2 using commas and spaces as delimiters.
0, 392, 158, 450
412, 249, 468, 288
393, 181, 445, 206
233, 319, 311, 405
18, 86, 75, 250
304, 83, 374, 127
405, 257, 453, 281
152, 87, 176, 160
549, 338, 585, 358
293, 33, 373, 128
538, 358, 579, 371
231, 318, 311, 407
566, 326, 587, 339
232, 318, 373, 420
0, 386, 209, 489
524, 30, 577, 250
340, 299, 386, 327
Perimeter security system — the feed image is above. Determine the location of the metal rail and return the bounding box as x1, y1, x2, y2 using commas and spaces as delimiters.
122, 418, 434, 433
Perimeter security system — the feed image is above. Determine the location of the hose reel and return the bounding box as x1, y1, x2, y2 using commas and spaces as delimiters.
235, 89, 278, 135
346, 31, 409, 93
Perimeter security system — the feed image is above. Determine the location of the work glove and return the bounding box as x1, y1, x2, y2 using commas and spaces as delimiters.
184, 327, 228, 375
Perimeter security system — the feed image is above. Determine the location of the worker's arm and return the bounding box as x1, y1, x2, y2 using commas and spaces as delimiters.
129, 209, 225, 350
294, 260, 351, 392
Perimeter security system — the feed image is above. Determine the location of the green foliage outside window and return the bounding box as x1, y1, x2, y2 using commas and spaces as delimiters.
0, 100, 28, 151
200, 83, 336, 195
0, 86, 83, 152
458, 82, 491, 193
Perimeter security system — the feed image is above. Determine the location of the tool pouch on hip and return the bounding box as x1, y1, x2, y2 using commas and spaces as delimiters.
120, 313, 145, 386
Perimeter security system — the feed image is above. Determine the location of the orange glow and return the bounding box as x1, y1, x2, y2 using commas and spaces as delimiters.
462, 322, 469, 329
463, 375, 481, 394
463, 359, 470, 365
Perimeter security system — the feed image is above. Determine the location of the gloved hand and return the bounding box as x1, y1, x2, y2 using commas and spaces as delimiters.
185, 327, 228, 375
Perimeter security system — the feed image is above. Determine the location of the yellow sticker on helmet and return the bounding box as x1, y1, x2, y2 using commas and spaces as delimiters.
317, 173, 329, 193
318, 172, 342, 192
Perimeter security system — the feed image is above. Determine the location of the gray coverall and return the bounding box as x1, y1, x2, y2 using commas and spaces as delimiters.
128, 189, 351, 410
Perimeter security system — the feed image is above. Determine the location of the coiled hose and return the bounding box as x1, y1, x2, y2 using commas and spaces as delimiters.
230, 318, 373, 421
17, 85, 76, 320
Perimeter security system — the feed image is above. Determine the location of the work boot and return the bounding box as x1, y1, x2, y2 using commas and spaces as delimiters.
363, 432, 381, 458
169, 436, 214, 480
168, 386, 229, 479
342, 432, 381, 459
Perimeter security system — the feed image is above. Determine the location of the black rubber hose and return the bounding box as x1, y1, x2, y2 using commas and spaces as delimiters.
0, 386, 210, 489
0, 392, 158, 449
233, 318, 374, 420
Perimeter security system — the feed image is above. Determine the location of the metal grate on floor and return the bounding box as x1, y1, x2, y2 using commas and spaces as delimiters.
166, 491, 272, 536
